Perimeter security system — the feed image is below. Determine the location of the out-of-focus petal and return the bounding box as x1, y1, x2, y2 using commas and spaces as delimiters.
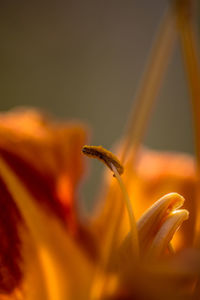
91, 148, 196, 251
148, 209, 189, 257
0, 109, 96, 297
0, 154, 95, 299
129, 149, 196, 250
118, 193, 188, 266
0, 108, 87, 225
114, 194, 189, 300
137, 193, 184, 252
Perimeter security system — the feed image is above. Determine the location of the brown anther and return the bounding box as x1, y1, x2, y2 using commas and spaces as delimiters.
82, 145, 124, 175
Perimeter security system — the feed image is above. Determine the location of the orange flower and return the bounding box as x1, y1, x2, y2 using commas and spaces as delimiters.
0, 109, 194, 300
0, 1, 200, 300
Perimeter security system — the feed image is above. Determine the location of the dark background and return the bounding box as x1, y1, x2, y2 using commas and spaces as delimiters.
0, 1, 197, 207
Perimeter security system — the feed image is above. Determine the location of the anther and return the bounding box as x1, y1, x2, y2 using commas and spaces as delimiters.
82, 145, 124, 175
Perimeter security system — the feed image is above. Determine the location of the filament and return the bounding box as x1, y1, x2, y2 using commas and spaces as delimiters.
121, 8, 177, 164
111, 164, 139, 259
175, 0, 200, 248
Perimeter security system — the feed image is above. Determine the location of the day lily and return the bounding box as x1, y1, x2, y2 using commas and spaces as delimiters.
1, 1, 200, 300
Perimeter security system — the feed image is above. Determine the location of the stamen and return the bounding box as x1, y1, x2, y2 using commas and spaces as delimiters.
175, 0, 200, 248
82, 145, 124, 175
120, 9, 177, 163
82, 145, 139, 258
111, 164, 139, 258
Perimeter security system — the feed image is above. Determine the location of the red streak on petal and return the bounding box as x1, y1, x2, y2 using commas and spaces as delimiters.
0, 148, 99, 259
0, 148, 73, 225
0, 179, 22, 293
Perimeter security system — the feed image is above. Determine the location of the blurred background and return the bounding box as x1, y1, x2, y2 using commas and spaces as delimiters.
0, 0, 198, 206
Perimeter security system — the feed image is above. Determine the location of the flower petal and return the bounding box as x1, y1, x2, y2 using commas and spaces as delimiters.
0, 109, 97, 297
0, 154, 95, 299
114, 194, 189, 300
148, 209, 189, 258
91, 148, 195, 256
118, 193, 188, 261
129, 148, 196, 249
110, 148, 195, 251
0, 109, 87, 225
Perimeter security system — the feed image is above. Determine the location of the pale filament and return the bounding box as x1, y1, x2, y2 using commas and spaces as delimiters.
121, 8, 177, 164
111, 163, 139, 259
175, 0, 200, 248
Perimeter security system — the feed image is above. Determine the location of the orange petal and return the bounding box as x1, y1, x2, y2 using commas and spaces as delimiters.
0, 109, 96, 297
115, 194, 189, 299
0, 147, 95, 300
148, 209, 189, 258
118, 193, 188, 267
128, 148, 196, 250
137, 193, 185, 255
0, 108, 87, 226
91, 147, 195, 253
